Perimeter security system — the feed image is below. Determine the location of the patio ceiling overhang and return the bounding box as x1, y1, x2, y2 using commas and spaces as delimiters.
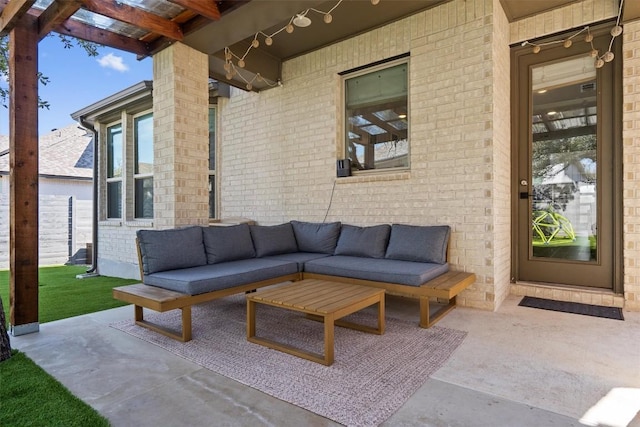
2, 1, 637, 93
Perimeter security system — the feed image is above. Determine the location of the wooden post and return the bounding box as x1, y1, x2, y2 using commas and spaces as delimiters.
9, 14, 39, 336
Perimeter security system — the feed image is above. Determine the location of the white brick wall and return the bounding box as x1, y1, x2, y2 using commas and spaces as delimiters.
217, 0, 640, 311
219, 0, 500, 310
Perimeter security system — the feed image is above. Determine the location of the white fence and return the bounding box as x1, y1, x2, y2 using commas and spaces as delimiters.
0, 195, 93, 268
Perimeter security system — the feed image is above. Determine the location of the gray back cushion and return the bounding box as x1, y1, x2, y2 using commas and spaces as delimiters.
137, 226, 207, 275
385, 224, 450, 264
334, 224, 391, 258
202, 223, 256, 264
291, 221, 342, 254
250, 223, 298, 257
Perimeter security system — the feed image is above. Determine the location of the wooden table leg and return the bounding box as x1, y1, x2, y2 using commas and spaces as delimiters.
377, 298, 385, 334
181, 306, 192, 342
324, 314, 334, 366
247, 299, 256, 338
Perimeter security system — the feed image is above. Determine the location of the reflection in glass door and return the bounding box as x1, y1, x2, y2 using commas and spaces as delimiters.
530, 56, 597, 262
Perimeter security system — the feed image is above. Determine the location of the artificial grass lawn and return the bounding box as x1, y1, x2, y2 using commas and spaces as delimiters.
0, 351, 110, 427
0, 265, 140, 426
1, 265, 139, 323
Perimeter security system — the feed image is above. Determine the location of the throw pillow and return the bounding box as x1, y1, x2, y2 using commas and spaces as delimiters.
136, 226, 207, 274
290, 221, 342, 254
249, 223, 298, 257
202, 223, 256, 264
385, 224, 450, 264
334, 224, 391, 258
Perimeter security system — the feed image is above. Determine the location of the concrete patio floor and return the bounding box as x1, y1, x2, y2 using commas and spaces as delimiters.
10, 293, 640, 427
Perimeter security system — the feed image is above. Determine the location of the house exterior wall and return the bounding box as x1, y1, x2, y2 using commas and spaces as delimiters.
91, 0, 639, 311
216, 0, 637, 311
621, 19, 640, 310
218, 0, 501, 310
95, 42, 209, 279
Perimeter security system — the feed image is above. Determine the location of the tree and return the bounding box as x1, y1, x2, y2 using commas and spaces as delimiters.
0, 34, 100, 109
0, 34, 101, 362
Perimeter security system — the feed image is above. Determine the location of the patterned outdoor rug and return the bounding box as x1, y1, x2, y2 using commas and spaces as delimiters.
111, 294, 466, 427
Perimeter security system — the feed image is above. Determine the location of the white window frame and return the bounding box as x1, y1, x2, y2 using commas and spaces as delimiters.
133, 111, 153, 219
105, 123, 123, 219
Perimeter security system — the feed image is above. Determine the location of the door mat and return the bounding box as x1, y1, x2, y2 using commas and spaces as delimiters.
519, 296, 624, 321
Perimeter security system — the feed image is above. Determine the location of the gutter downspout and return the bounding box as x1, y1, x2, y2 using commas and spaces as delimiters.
79, 117, 99, 275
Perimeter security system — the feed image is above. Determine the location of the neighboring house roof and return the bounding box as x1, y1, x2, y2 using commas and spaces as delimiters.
0, 125, 93, 179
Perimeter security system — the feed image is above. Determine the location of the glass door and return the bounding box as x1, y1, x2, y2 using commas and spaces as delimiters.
513, 30, 620, 289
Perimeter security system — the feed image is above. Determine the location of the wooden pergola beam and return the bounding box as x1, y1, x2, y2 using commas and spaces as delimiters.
81, 0, 183, 41
168, 0, 220, 21
55, 18, 152, 57
9, 12, 39, 335
0, 0, 33, 36
37, 0, 82, 40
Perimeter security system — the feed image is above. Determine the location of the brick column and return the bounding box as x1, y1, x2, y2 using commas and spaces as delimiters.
622, 20, 640, 310
153, 43, 210, 228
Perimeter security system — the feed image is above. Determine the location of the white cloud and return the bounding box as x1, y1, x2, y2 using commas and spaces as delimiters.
97, 53, 129, 72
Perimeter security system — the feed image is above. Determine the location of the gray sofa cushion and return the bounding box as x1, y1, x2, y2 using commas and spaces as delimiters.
291, 221, 341, 254
202, 223, 256, 264
250, 223, 298, 257
137, 226, 207, 275
144, 258, 298, 295
385, 224, 450, 264
335, 224, 390, 258
304, 255, 449, 286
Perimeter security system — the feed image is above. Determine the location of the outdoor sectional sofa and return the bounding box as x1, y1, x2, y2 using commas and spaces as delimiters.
113, 221, 475, 341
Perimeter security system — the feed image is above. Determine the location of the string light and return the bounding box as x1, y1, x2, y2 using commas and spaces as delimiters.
221, 0, 381, 90
520, 0, 624, 69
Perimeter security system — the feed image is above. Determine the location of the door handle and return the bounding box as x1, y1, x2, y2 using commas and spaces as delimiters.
519, 192, 532, 199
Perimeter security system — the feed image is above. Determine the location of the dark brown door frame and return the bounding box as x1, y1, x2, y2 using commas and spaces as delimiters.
510, 23, 623, 293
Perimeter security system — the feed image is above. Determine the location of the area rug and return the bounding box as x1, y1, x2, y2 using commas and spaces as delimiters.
519, 296, 624, 321
111, 295, 466, 427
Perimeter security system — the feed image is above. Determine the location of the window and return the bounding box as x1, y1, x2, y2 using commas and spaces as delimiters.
344, 60, 409, 172
134, 113, 153, 219
208, 107, 216, 219
106, 124, 122, 218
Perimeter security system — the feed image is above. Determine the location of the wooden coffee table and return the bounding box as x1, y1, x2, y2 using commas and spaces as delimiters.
246, 279, 385, 366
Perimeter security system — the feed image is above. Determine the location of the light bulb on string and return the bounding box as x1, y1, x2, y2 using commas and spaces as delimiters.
324, 13, 332, 23
223, 62, 231, 72
611, 25, 623, 37
371, 0, 380, 4
252, 39, 259, 48
246, 83, 253, 90
585, 33, 593, 43
603, 51, 614, 62
563, 39, 572, 48
265, 37, 273, 46
286, 24, 294, 33
532, 45, 541, 54
595, 58, 605, 68
238, 59, 245, 68
590, 49, 599, 58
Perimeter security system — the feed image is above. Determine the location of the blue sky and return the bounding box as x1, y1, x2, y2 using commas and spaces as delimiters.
1, 35, 153, 136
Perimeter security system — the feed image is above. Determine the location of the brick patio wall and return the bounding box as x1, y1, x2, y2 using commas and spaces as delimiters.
217, 0, 638, 311
621, 19, 640, 310
219, 0, 505, 310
